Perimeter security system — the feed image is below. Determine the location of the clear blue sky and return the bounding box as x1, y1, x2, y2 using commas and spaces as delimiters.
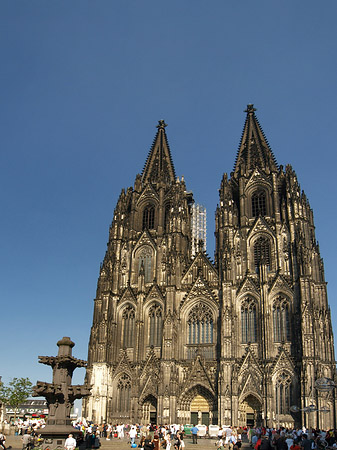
1, 1, 337, 389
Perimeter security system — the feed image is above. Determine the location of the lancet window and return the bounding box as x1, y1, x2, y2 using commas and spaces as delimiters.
275, 371, 292, 414
252, 190, 267, 217
188, 303, 214, 344
273, 297, 291, 342
122, 305, 135, 348
149, 303, 163, 346
254, 236, 271, 270
116, 373, 131, 413
241, 297, 258, 343
143, 205, 155, 230
138, 247, 153, 283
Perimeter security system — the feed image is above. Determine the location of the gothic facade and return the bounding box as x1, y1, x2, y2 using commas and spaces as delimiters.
83, 106, 336, 429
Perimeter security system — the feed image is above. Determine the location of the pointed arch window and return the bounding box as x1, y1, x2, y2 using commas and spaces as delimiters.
275, 371, 292, 414
122, 305, 135, 348
143, 205, 155, 230
252, 190, 267, 217
254, 236, 271, 270
149, 303, 163, 347
116, 373, 131, 413
241, 297, 258, 343
273, 297, 290, 342
138, 247, 152, 283
188, 303, 214, 344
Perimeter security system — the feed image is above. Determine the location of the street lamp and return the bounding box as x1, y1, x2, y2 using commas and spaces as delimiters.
290, 377, 336, 426
314, 377, 336, 392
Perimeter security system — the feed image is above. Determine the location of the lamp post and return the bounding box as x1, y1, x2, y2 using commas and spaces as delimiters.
290, 377, 336, 429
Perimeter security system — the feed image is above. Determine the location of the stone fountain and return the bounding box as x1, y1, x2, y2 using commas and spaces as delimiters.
33, 337, 91, 450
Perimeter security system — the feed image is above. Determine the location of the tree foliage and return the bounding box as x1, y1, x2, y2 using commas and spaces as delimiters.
0, 377, 33, 418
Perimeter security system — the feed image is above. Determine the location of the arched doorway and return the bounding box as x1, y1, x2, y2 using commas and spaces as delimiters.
179, 385, 217, 425
239, 394, 262, 427
141, 394, 157, 424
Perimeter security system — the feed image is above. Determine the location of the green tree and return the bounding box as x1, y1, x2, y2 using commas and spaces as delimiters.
0, 377, 33, 421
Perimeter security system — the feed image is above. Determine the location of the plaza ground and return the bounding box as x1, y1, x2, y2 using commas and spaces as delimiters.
4, 434, 251, 450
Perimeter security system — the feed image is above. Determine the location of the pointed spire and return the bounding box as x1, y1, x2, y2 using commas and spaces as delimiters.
142, 120, 176, 186
233, 104, 278, 178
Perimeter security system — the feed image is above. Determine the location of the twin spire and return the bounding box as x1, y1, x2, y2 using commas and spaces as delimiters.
141, 106, 278, 186
142, 120, 176, 186
233, 104, 278, 177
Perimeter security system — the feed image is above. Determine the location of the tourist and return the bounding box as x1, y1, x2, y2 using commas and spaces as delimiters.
139, 436, 146, 450
144, 435, 154, 450
117, 423, 124, 439
130, 426, 138, 445
0, 433, 8, 450
178, 437, 185, 450
153, 433, 160, 450
191, 425, 199, 444
22, 433, 32, 450
164, 433, 171, 450
64, 434, 77, 450
285, 434, 294, 450
300, 434, 313, 450
217, 436, 225, 450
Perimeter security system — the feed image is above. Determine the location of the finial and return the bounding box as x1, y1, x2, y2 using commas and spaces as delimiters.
156, 119, 168, 129
244, 104, 257, 114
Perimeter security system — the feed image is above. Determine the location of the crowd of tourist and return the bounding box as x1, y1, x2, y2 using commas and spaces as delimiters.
2, 420, 337, 450
248, 426, 337, 450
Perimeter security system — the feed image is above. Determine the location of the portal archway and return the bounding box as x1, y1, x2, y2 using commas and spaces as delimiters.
239, 394, 262, 427
141, 394, 157, 424
178, 385, 217, 425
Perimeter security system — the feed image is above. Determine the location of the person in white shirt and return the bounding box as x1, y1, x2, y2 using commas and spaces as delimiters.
64, 434, 76, 450
129, 426, 137, 445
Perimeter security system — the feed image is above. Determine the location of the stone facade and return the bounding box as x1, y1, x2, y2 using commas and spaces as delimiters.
83, 108, 336, 429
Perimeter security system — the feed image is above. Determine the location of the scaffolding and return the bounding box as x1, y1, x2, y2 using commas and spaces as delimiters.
191, 204, 207, 256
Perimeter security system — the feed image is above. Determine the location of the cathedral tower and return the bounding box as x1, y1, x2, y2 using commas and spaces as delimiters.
84, 108, 336, 429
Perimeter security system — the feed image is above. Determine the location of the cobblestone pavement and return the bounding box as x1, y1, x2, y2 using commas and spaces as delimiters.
5, 435, 251, 450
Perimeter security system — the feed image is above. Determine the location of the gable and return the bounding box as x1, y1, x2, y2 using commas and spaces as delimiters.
144, 284, 165, 304
271, 347, 295, 375
181, 355, 215, 395
182, 252, 218, 285
112, 348, 134, 380
237, 276, 260, 296
137, 184, 159, 206
269, 274, 293, 298
180, 276, 219, 309
246, 168, 272, 191
247, 216, 275, 240
238, 346, 263, 377
118, 286, 137, 306
132, 230, 157, 256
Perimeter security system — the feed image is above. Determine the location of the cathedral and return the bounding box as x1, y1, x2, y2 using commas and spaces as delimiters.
83, 105, 336, 429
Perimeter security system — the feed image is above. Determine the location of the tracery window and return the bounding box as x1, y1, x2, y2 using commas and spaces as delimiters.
116, 373, 131, 413
275, 371, 292, 414
254, 236, 271, 270
188, 303, 214, 344
273, 297, 290, 342
241, 297, 258, 343
149, 303, 163, 346
252, 190, 267, 217
138, 247, 152, 283
122, 305, 135, 348
143, 205, 155, 230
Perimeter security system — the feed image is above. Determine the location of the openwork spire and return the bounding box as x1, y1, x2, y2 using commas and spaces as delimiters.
233, 104, 278, 177
142, 120, 176, 186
